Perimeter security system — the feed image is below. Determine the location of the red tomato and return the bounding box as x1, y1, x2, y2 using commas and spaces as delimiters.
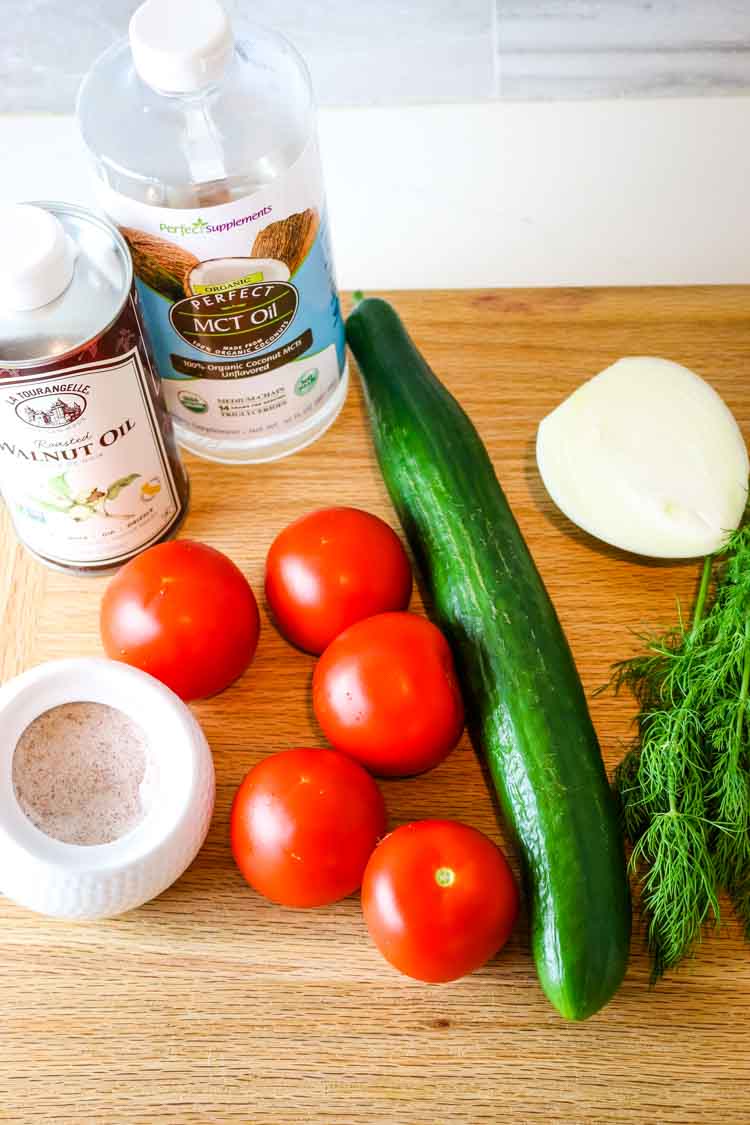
265, 507, 412, 654
101, 540, 260, 701
362, 820, 519, 982
230, 748, 387, 908
312, 612, 464, 777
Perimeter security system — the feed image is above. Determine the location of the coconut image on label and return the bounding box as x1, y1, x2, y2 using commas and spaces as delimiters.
251, 209, 319, 276
119, 226, 199, 303
186, 257, 290, 295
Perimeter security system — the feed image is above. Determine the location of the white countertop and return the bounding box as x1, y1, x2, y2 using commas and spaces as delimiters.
1, 99, 748, 288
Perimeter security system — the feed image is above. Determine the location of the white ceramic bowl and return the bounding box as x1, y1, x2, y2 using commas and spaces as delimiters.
0, 658, 215, 920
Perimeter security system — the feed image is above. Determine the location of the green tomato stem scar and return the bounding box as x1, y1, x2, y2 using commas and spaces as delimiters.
435, 866, 455, 887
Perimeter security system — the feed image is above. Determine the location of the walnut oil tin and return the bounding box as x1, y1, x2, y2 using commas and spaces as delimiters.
0, 202, 189, 574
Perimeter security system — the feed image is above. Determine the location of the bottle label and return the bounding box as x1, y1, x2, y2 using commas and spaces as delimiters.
0, 342, 181, 568
98, 138, 346, 443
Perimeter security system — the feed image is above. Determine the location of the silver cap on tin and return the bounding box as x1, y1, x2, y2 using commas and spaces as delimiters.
0, 204, 77, 312
129, 0, 234, 94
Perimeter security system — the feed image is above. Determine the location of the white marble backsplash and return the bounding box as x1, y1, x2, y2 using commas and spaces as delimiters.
497, 1, 750, 98
2, 0, 749, 110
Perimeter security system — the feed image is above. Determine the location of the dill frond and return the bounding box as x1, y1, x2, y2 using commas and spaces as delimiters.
611, 556, 719, 979
632, 811, 719, 981
612, 517, 750, 976
701, 525, 750, 933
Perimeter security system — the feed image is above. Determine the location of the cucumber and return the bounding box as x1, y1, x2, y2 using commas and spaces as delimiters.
346, 297, 631, 1021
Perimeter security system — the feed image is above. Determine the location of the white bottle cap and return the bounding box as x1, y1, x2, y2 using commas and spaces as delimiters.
0, 204, 77, 312
129, 0, 234, 94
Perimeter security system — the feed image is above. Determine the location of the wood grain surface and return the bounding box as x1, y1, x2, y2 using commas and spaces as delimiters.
2, 288, 750, 1125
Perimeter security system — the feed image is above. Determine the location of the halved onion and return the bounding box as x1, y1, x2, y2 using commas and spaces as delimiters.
536, 357, 748, 559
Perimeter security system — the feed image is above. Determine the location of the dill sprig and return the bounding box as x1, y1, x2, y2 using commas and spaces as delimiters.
610, 565, 719, 981
611, 519, 750, 979
702, 526, 750, 937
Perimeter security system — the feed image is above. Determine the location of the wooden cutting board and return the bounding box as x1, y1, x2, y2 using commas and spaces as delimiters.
2, 288, 749, 1125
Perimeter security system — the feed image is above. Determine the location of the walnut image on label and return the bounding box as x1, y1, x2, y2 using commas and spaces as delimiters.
251, 209, 319, 276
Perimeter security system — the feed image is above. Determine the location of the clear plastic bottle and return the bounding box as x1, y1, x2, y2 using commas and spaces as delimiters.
77, 0, 348, 464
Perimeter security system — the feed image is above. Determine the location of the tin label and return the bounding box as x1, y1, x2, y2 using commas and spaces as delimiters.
97, 137, 346, 442
0, 344, 181, 568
